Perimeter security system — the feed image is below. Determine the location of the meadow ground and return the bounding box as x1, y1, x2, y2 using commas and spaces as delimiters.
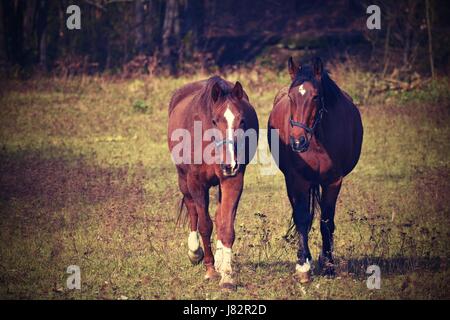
0, 68, 449, 299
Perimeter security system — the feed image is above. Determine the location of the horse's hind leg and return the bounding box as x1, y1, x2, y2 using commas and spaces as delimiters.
178, 175, 203, 265
319, 178, 342, 277
187, 176, 218, 280
185, 197, 205, 265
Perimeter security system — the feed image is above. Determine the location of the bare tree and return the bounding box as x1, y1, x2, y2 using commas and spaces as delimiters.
1, 0, 26, 66
162, 0, 180, 74
35, 0, 49, 70
425, 0, 435, 79
135, 0, 145, 54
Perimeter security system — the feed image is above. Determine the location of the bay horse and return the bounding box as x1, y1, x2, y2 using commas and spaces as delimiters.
168, 76, 259, 289
268, 57, 363, 283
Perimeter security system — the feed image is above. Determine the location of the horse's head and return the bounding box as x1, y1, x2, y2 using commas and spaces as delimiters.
287, 57, 326, 153
210, 81, 247, 177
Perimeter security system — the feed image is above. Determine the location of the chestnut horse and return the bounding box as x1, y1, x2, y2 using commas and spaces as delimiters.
168, 76, 259, 289
268, 57, 363, 283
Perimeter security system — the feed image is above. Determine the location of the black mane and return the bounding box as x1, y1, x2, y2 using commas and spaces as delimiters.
290, 61, 343, 107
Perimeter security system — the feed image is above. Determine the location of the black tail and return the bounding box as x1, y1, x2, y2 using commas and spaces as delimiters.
285, 185, 322, 239
176, 195, 188, 227
308, 184, 321, 232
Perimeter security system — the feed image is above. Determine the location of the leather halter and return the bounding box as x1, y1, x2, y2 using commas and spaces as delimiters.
289, 96, 327, 153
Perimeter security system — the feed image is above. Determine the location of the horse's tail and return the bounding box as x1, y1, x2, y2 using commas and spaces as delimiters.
308, 184, 321, 232
285, 184, 322, 239
176, 195, 188, 227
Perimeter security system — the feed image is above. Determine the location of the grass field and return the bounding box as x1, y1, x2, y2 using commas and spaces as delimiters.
0, 69, 449, 299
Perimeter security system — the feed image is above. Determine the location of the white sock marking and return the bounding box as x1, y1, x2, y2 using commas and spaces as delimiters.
214, 240, 224, 271
295, 258, 311, 273
221, 246, 233, 274
218, 246, 234, 285
188, 231, 200, 252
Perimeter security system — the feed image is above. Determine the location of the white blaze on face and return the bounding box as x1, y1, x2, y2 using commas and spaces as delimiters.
299, 84, 306, 96
223, 105, 236, 167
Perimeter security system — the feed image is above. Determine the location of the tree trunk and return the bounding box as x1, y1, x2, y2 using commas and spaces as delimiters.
135, 0, 145, 54
185, 0, 204, 51
35, 0, 49, 71
425, 0, 435, 79
1, 0, 26, 66
162, 0, 180, 75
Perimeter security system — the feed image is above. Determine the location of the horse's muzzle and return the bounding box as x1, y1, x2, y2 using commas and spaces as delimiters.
220, 163, 240, 177
290, 136, 309, 153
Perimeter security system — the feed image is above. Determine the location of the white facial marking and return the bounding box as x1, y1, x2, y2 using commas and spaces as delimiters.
223, 106, 236, 167
188, 231, 200, 252
299, 84, 306, 96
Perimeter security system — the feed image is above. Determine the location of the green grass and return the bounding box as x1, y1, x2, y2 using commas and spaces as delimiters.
0, 70, 449, 299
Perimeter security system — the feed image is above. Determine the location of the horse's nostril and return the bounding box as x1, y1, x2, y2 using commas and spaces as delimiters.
221, 164, 231, 171
299, 136, 306, 146
221, 163, 239, 176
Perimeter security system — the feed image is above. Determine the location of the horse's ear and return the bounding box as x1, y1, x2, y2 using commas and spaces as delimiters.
313, 57, 323, 81
232, 81, 244, 100
211, 82, 223, 103
288, 57, 299, 80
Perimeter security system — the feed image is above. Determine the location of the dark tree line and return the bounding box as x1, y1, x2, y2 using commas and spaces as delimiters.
0, 0, 208, 74
0, 0, 449, 76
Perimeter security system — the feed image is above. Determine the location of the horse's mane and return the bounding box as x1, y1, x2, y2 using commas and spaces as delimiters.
168, 80, 205, 115
273, 86, 289, 106
169, 76, 232, 116
290, 62, 343, 107
195, 76, 232, 115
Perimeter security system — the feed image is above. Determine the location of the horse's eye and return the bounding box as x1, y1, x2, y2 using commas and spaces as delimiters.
212, 119, 217, 126
240, 119, 246, 127
313, 95, 319, 101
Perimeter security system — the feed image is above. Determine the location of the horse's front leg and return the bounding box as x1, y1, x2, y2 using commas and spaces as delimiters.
213, 186, 223, 272
285, 177, 313, 283
293, 191, 314, 283
187, 177, 218, 280
216, 174, 243, 290
319, 178, 342, 277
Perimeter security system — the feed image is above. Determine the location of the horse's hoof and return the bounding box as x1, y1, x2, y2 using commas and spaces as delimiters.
188, 247, 204, 265
295, 260, 312, 283
220, 281, 237, 291
219, 274, 236, 291
318, 254, 335, 278
323, 267, 336, 278
295, 270, 312, 284
204, 267, 220, 281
